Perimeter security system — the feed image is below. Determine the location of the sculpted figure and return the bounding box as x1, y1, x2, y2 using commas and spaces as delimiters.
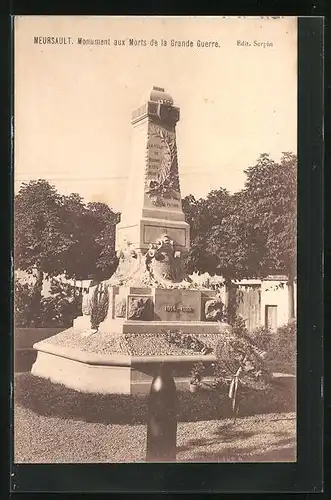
204, 296, 224, 321
108, 237, 142, 285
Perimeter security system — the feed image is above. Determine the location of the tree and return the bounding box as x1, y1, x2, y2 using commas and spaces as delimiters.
243, 152, 297, 318
58, 196, 119, 280
85, 201, 120, 279
14, 180, 74, 301
183, 153, 297, 322
58, 192, 91, 279
14, 179, 120, 295
206, 190, 255, 278
182, 188, 232, 274
202, 189, 263, 322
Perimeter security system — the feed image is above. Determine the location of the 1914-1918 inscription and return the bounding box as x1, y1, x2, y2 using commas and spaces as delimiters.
164, 305, 194, 313
154, 289, 202, 321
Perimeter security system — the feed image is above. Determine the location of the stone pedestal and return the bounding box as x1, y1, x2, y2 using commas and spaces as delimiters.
73, 285, 223, 335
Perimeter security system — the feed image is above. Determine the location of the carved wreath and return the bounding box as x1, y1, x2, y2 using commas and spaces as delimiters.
145, 234, 181, 282
145, 126, 181, 206
204, 297, 224, 321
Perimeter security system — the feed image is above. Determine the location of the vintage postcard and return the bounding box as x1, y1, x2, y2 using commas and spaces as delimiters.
14, 16, 297, 465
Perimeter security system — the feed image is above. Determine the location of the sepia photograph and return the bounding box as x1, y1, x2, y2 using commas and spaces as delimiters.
13, 16, 297, 464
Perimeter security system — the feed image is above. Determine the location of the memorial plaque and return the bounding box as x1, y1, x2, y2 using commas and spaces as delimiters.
154, 289, 201, 321
143, 224, 187, 247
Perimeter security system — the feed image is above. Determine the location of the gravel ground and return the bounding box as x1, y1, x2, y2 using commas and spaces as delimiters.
39, 328, 221, 356
14, 405, 296, 463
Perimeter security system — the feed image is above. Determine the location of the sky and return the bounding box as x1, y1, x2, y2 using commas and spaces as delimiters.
14, 16, 297, 213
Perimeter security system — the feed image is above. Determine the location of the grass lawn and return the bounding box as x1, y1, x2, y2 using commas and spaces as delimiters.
14, 404, 296, 463
14, 372, 296, 424
13, 372, 296, 463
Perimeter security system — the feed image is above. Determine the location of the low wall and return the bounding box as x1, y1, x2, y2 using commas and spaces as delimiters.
15, 327, 67, 349
14, 327, 66, 372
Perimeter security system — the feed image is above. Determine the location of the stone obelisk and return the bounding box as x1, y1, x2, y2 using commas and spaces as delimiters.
116, 86, 190, 257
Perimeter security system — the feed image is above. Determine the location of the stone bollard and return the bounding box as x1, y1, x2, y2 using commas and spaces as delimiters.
146, 363, 177, 462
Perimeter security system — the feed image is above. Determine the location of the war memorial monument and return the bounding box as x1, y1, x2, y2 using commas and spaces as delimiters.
32, 86, 230, 394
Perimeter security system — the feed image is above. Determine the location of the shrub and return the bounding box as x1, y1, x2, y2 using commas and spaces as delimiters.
15, 277, 82, 328
210, 316, 279, 418
268, 320, 296, 373
248, 320, 297, 373
14, 280, 36, 327
248, 325, 273, 352
214, 328, 271, 390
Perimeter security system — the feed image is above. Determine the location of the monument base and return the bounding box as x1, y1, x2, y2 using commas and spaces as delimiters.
31, 322, 230, 395
31, 343, 218, 395
74, 315, 222, 335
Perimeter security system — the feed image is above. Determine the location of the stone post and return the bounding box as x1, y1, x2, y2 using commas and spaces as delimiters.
146, 363, 177, 462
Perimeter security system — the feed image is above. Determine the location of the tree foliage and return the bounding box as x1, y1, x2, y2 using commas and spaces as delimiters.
183, 152, 297, 281
14, 180, 119, 282
86, 201, 120, 277
182, 188, 232, 274
241, 152, 297, 277
14, 180, 72, 277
